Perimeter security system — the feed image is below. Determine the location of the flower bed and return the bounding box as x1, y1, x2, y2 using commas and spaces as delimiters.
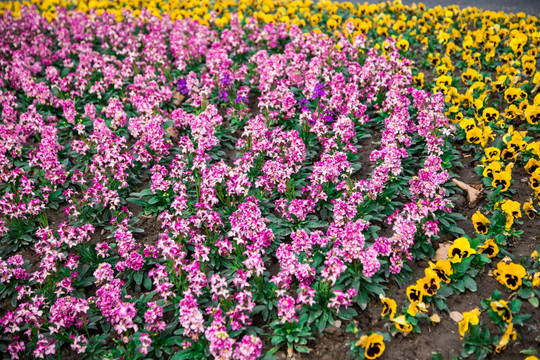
0, 1, 539, 360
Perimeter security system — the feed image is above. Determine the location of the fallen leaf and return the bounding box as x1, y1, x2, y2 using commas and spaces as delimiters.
452, 178, 482, 205
450, 311, 464, 322
166, 126, 179, 139
172, 91, 185, 106
433, 241, 453, 261
430, 313, 441, 324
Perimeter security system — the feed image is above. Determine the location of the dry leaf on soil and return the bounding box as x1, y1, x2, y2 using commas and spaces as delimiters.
433, 241, 453, 261
172, 92, 185, 106
452, 178, 482, 205
450, 311, 464, 322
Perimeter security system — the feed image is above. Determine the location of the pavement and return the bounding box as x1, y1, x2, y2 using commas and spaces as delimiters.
338, 0, 540, 16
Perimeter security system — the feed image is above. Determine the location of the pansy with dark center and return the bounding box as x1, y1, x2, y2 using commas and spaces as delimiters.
448, 237, 476, 263
406, 284, 423, 303
418, 269, 440, 296
491, 300, 513, 323
429, 260, 453, 283
366, 343, 382, 359
472, 211, 490, 235
523, 200, 536, 219
357, 333, 385, 360
478, 239, 499, 258
379, 296, 396, 319
494, 262, 527, 290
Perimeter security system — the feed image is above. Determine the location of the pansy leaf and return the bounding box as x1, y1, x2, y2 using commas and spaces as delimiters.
513, 313, 532, 325
464, 277, 477, 292
453, 279, 465, 293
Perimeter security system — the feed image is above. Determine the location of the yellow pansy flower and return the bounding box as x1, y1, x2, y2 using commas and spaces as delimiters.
472, 211, 490, 234
448, 237, 476, 263
495, 323, 517, 353
356, 333, 385, 359
478, 239, 499, 258
392, 315, 413, 333
493, 261, 527, 291
429, 259, 453, 283
523, 199, 536, 219
379, 295, 396, 319
490, 300, 512, 323
458, 308, 480, 339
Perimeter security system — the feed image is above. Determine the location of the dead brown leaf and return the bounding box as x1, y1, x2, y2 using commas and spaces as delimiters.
452, 178, 482, 205
166, 126, 179, 139
172, 91, 185, 106
449, 311, 464, 322
433, 241, 453, 261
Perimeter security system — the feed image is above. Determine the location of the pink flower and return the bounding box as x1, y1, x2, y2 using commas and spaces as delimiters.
140, 333, 152, 354
277, 296, 297, 323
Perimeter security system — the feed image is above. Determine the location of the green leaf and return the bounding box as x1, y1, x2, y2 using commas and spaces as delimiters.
171, 350, 197, 360
134, 271, 143, 285
295, 345, 310, 353
286, 334, 296, 344
435, 297, 449, 312
338, 307, 357, 320
463, 277, 477, 292
307, 220, 328, 229
143, 275, 152, 291
513, 313, 532, 325
477, 347, 488, 360
271, 336, 285, 346
518, 287, 532, 299
528, 296, 539, 308
75, 276, 97, 288
520, 347, 539, 356
261, 348, 279, 360
318, 312, 328, 333
139, 188, 153, 197
356, 290, 369, 310
437, 284, 454, 297
127, 197, 147, 206
454, 279, 465, 293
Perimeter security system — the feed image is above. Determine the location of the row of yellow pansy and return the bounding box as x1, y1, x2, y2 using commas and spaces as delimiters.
377, 235, 539, 357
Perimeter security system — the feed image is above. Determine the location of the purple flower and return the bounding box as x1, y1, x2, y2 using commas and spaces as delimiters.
311, 82, 326, 99
177, 77, 189, 95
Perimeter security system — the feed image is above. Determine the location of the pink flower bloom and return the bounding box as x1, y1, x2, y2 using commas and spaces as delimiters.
277, 296, 297, 323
